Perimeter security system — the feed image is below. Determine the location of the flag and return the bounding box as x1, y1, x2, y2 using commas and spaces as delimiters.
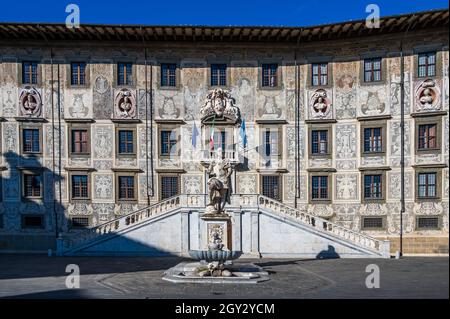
240, 119, 247, 148
209, 116, 216, 151
191, 121, 199, 148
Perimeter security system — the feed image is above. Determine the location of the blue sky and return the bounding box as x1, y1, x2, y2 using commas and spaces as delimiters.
0, 0, 448, 26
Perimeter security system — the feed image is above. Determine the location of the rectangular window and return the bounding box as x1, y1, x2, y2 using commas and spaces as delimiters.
23, 174, 42, 198
363, 128, 382, 153
118, 176, 135, 200
418, 52, 436, 77
22, 61, 38, 84
418, 173, 437, 198
364, 58, 382, 82
117, 62, 133, 85
417, 217, 439, 230
160, 176, 179, 200
364, 174, 382, 199
311, 176, 328, 200
262, 175, 281, 200
22, 215, 43, 229
418, 124, 437, 149
118, 130, 134, 154
161, 63, 177, 87
71, 62, 86, 85
22, 128, 40, 153
71, 217, 90, 228
211, 64, 227, 86
311, 130, 328, 155
312, 63, 328, 86
262, 64, 278, 87
264, 129, 279, 157
160, 130, 178, 156
72, 175, 89, 199
71, 129, 89, 154
363, 217, 383, 229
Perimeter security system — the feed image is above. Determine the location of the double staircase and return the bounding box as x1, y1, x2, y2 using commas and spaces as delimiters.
58, 194, 390, 258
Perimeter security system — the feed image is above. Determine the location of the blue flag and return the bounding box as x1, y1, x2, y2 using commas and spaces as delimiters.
240, 119, 247, 148
192, 121, 199, 148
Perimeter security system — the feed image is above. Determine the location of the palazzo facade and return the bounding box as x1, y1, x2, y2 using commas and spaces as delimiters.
0, 9, 448, 254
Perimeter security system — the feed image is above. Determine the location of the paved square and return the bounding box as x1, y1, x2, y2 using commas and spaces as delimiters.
0, 255, 447, 299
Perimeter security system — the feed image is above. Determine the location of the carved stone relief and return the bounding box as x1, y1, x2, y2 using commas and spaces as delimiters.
19, 86, 42, 117
308, 89, 333, 120
113, 88, 137, 119
414, 78, 441, 112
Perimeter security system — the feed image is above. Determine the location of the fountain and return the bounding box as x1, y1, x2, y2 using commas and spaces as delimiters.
163, 89, 270, 284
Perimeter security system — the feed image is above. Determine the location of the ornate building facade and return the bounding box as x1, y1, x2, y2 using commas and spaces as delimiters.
0, 9, 448, 254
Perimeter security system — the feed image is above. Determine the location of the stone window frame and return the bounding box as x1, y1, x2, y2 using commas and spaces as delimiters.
360, 120, 387, 157
207, 61, 231, 89
19, 123, 43, 157
68, 123, 91, 157
412, 46, 443, 80
18, 59, 43, 86
259, 174, 283, 201
21, 169, 44, 200
158, 173, 181, 201
415, 215, 441, 231
361, 216, 387, 231
306, 57, 333, 90
358, 51, 387, 86
158, 124, 181, 159
69, 216, 92, 229
308, 171, 333, 204
115, 171, 138, 203
414, 116, 442, 156
112, 60, 137, 88
259, 124, 283, 166
66, 61, 91, 88
68, 170, 92, 202
308, 123, 333, 160
156, 61, 181, 90
360, 169, 387, 203
257, 59, 283, 90
115, 124, 138, 158
21, 214, 45, 229
414, 166, 442, 202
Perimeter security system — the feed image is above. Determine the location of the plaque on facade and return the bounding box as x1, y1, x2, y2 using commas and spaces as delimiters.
113, 88, 137, 119
19, 86, 42, 117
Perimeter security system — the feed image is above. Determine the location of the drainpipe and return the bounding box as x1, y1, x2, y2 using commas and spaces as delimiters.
399, 16, 414, 258
142, 28, 151, 206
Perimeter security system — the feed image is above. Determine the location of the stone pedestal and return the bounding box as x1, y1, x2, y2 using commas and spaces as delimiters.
200, 213, 232, 251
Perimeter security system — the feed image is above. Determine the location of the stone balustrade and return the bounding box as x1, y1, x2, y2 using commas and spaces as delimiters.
257, 195, 387, 255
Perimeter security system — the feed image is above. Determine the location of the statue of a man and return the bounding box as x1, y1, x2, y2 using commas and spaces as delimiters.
206, 149, 232, 213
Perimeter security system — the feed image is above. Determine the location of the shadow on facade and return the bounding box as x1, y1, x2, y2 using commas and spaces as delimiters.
316, 245, 341, 259
0, 151, 182, 262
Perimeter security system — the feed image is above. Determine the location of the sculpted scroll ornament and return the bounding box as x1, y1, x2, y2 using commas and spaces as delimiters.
308, 204, 334, 218
114, 88, 137, 119
415, 79, 441, 112
309, 89, 332, 119
19, 86, 42, 117
414, 202, 443, 216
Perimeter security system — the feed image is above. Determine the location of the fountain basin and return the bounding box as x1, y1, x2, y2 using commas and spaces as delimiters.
188, 250, 242, 262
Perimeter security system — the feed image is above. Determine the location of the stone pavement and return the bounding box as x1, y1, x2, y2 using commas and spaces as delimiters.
0, 254, 447, 299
